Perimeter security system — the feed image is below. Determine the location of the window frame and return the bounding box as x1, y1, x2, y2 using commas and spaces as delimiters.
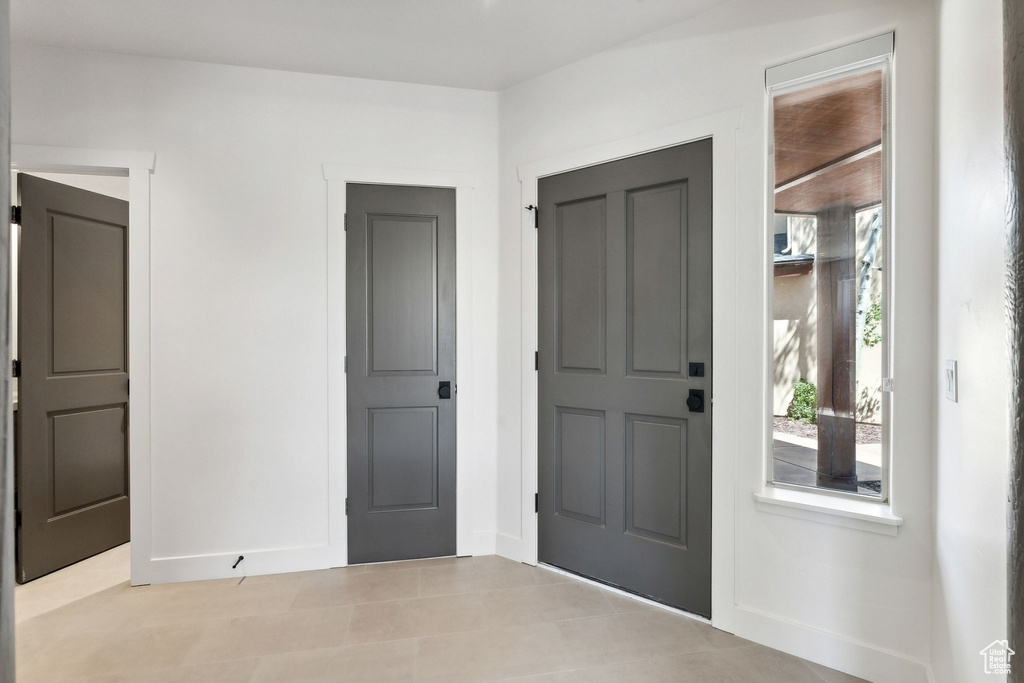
764, 34, 894, 505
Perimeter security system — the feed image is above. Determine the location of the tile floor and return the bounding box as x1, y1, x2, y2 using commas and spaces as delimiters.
15, 546, 866, 682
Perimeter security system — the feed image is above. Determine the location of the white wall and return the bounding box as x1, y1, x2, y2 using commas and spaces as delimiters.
10, 44, 500, 578
932, 1, 1008, 681
497, 0, 937, 679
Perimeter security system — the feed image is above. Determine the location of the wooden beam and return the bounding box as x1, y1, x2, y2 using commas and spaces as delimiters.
816, 204, 858, 491
775, 143, 881, 194
774, 153, 883, 215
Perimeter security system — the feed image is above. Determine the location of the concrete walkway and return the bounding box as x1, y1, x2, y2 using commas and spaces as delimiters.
773, 436, 882, 495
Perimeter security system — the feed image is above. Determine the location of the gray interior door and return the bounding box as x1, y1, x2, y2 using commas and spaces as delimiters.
16, 174, 130, 583
346, 183, 456, 564
538, 140, 713, 616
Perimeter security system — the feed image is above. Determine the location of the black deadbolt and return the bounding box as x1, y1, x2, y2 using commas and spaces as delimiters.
686, 389, 704, 413
438, 381, 452, 399
688, 362, 705, 377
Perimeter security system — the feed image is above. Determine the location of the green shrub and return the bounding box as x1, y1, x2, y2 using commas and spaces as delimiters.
863, 293, 882, 348
787, 380, 817, 424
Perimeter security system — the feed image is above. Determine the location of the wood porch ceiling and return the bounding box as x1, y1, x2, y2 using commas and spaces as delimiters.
773, 69, 882, 214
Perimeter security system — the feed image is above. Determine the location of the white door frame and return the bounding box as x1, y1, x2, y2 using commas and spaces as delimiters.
517, 109, 741, 631
10, 144, 155, 586
323, 165, 478, 564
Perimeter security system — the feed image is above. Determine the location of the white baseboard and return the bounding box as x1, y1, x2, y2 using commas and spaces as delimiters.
471, 531, 496, 556
138, 544, 343, 586
140, 533, 499, 587
733, 605, 930, 683
495, 533, 523, 562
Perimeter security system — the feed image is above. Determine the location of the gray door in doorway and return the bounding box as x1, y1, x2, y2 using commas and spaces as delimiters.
538, 140, 713, 616
346, 183, 457, 564
16, 174, 130, 583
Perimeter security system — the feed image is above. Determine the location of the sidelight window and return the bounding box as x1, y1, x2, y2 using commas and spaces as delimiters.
767, 35, 892, 500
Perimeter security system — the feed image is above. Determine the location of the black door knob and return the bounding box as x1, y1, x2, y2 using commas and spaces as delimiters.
439, 381, 452, 399
686, 389, 704, 413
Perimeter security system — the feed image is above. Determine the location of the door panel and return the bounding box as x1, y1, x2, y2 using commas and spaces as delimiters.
538, 140, 712, 616
625, 414, 686, 546
347, 183, 456, 564
52, 406, 128, 515
368, 215, 437, 375
16, 174, 130, 583
51, 214, 126, 374
555, 407, 605, 525
627, 182, 687, 377
368, 407, 438, 511
556, 197, 606, 375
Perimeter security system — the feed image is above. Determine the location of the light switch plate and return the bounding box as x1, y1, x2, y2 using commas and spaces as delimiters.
945, 360, 958, 402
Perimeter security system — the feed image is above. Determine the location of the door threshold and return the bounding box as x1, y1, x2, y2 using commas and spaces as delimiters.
351, 554, 458, 568
536, 562, 712, 626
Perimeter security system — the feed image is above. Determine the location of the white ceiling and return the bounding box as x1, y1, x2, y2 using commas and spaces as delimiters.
11, 0, 731, 91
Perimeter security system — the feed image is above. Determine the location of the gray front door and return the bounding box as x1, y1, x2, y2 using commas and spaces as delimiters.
538, 140, 713, 616
16, 174, 130, 583
346, 183, 457, 564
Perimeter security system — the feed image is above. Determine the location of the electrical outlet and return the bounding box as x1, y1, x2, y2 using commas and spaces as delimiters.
945, 360, 958, 403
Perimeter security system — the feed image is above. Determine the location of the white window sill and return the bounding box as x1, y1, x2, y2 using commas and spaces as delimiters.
753, 487, 903, 536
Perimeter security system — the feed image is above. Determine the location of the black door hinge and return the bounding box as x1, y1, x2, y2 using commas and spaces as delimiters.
344, 214, 348, 231
535, 492, 539, 513
15, 510, 21, 529
345, 497, 349, 515
534, 351, 538, 371
525, 205, 538, 230
10, 206, 21, 225
11, 359, 20, 378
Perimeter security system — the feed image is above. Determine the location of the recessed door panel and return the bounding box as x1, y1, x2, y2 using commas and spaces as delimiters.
556, 197, 606, 374
369, 407, 438, 511
52, 406, 128, 516
347, 183, 456, 564
368, 215, 437, 375
627, 182, 687, 377
538, 140, 712, 616
51, 214, 126, 375
626, 415, 686, 547
555, 407, 605, 525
